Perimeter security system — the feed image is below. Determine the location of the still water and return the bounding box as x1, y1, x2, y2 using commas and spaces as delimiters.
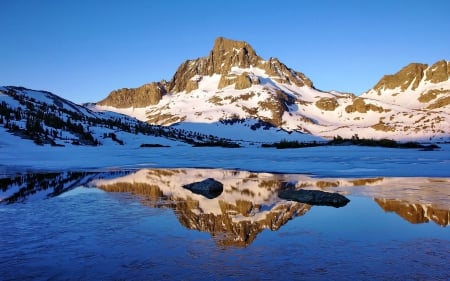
1, 168, 449, 280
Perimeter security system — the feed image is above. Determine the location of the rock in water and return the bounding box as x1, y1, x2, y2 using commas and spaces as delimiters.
182, 178, 224, 199
278, 189, 350, 208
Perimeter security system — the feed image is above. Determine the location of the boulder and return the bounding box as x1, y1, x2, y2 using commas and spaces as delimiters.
182, 178, 224, 199
278, 189, 350, 208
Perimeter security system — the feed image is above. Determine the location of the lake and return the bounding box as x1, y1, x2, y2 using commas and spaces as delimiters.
1, 168, 449, 280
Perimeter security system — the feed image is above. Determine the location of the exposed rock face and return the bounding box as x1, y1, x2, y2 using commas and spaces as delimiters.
234, 72, 253, 90
208, 37, 261, 74
257, 90, 295, 127
169, 37, 264, 93
345, 97, 385, 113
262, 58, 313, 87
372, 63, 428, 93
315, 97, 339, 111
98, 82, 167, 108
427, 95, 450, 110
278, 188, 350, 208
167, 37, 313, 93
425, 60, 450, 83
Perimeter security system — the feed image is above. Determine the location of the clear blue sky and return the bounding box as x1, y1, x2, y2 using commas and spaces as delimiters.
1, 0, 449, 103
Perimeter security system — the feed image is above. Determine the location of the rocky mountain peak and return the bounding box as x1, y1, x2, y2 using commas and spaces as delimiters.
207, 37, 262, 73
97, 81, 168, 108
371, 60, 450, 94
372, 62, 428, 93
168, 37, 263, 93
425, 60, 450, 83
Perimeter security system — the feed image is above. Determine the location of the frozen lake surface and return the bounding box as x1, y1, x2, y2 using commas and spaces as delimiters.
1, 164, 449, 280
1, 144, 450, 177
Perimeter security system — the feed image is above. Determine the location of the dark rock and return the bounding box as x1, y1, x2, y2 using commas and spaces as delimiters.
182, 178, 224, 199
140, 143, 170, 148
278, 189, 350, 208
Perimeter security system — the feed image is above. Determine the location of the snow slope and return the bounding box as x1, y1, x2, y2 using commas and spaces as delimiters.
96, 64, 450, 142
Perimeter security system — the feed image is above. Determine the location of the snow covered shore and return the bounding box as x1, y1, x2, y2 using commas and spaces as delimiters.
1, 126, 449, 178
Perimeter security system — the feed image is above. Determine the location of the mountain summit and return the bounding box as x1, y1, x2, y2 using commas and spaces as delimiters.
98, 37, 312, 107
96, 37, 450, 141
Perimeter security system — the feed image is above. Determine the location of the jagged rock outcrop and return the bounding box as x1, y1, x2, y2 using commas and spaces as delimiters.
262, 57, 313, 87
207, 36, 261, 74
372, 63, 428, 93
425, 60, 450, 83
257, 90, 296, 127
345, 97, 386, 113
98, 81, 167, 108
315, 97, 339, 111
169, 37, 263, 93
234, 72, 252, 90
102, 37, 314, 99
370, 60, 450, 96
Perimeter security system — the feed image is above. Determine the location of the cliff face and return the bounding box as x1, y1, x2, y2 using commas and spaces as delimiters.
372, 63, 429, 92
97, 81, 168, 108
168, 37, 311, 93
370, 60, 450, 93
425, 60, 450, 83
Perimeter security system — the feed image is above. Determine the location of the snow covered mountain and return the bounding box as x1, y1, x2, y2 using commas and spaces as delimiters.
0, 86, 239, 147
97, 37, 450, 141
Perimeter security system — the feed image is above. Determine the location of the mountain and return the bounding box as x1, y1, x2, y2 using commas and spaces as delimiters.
97, 37, 450, 142
0, 86, 240, 147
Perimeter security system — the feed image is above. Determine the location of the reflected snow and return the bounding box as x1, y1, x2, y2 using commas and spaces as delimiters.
1, 168, 449, 280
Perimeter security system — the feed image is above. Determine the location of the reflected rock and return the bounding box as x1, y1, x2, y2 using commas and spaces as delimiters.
182, 178, 223, 199
278, 188, 350, 208
94, 168, 311, 247
88, 169, 450, 245
375, 198, 450, 227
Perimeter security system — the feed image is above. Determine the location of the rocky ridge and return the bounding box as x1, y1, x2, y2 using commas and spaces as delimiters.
96, 37, 450, 141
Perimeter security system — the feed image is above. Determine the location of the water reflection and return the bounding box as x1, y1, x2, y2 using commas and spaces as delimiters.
94, 169, 311, 247
0, 170, 132, 204
1, 168, 449, 247
90, 168, 450, 246
375, 198, 449, 226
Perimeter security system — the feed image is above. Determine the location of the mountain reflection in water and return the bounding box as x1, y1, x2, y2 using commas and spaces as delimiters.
1, 168, 449, 247
92, 169, 450, 247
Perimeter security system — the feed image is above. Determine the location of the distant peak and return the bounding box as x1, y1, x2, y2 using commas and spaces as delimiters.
370, 60, 450, 93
